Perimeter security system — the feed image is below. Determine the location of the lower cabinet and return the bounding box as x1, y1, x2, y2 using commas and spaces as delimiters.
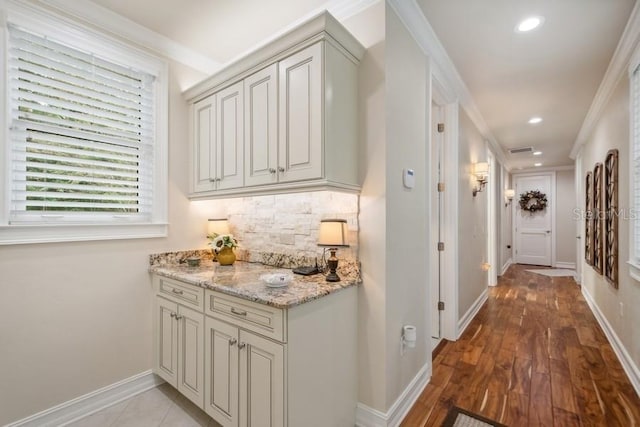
153, 274, 357, 427
204, 317, 284, 427
154, 296, 204, 408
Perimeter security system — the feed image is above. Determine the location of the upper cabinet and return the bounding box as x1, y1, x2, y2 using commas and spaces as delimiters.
185, 12, 364, 199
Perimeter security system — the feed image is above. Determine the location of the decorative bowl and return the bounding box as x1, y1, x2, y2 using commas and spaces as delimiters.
260, 272, 293, 288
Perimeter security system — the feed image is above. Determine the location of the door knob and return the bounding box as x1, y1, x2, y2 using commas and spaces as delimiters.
546, 230, 551, 234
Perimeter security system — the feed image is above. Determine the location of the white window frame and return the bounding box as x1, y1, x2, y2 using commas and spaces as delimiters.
0, 0, 168, 244
629, 47, 640, 282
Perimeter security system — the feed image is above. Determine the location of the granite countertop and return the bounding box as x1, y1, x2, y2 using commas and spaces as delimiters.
149, 254, 360, 309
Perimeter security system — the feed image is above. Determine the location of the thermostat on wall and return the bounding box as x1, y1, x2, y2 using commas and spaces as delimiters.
403, 169, 415, 189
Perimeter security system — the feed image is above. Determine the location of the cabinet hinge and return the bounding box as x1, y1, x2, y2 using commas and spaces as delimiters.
437, 182, 445, 192
437, 123, 444, 133
437, 242, 445, 251
438, 301, 445, 311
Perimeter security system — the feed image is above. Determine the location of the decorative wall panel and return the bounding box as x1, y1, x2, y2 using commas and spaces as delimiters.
604, 149, 619, 287
593, 163, 603, 275
585, 171, 593, 266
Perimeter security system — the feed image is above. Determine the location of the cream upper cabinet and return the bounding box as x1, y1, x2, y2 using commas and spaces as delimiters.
244, 64, 278, 187
185, 11, 364, 199
191, 96, 216, 193
278, 43, 322, 183
216, 81, 244, 190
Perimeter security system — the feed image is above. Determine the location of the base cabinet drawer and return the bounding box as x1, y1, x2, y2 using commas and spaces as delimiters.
204, 316, 284, 427
205, 290, 286, 342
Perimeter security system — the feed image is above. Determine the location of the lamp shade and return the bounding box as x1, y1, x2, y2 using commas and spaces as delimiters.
208, 218, 230, 236
504, 189, 515, 199
318, 219, 349, 247
473, 162, 489, 178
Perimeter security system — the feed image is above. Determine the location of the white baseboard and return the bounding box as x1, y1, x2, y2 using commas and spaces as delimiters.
581, 286, 640, 396
555, 262, 576, 269
500, 258, 512, 276
356, 363, 431, 427
457, 289, 488, 339
6, 371, 164, 427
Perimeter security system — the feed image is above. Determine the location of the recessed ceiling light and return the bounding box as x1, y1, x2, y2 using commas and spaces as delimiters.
533, 151, 542, 156
515, 16, 544, 33
528, 117, 543, 124
534, 162, 542, 167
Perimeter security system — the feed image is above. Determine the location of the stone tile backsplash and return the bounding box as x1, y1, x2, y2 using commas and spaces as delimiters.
222, 192, 359, 262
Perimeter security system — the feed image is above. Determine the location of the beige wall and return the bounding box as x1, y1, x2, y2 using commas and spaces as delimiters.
384, 6, 430, 409
458, 109, 488, 319
556, 169, 577, 265
344, 1, 388, 411
0, 59, 209, 424
578, 76, 640, 371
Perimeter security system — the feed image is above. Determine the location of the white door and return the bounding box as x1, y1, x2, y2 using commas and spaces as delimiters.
244, 64, 278, 187
278, 42, 322, 183
430, 103, 443, 341
238, 330, 284, 427
216, 81, 244, 190
204, 317, 239, 427
514, 174, 553, 266
177, 305, 204, 408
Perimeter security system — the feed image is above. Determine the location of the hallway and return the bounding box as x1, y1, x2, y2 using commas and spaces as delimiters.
401, 264, 640, 426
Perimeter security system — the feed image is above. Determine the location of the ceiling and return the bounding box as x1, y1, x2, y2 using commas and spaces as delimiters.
85, 0, 636, 170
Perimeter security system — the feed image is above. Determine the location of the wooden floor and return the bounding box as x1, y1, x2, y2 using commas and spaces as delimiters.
401, 264, 640, 426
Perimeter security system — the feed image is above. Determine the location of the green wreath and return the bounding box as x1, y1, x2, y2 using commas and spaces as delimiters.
519, 190, 548, 212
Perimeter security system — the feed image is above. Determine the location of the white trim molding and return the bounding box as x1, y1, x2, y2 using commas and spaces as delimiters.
570, 0, 640, 158
356, 363, 431, 427
39, 0, 220, 74
5, 371, 163, 427
581, 287, 640, 396
555, 262, 576, 270
457, 289, 488, 339
500, 258, 513, 276
386, 0, 510, 171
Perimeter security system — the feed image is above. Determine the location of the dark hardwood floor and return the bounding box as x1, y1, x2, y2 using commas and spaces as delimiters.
401, 264, 640, 426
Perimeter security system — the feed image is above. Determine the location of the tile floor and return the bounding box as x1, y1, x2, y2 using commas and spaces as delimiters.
68, 383, 221, 427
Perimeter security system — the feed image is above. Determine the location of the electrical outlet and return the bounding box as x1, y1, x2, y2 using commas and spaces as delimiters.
620, 302, 624, 317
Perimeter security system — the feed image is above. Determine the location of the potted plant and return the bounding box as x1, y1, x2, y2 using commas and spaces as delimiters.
209, 234, 239, 265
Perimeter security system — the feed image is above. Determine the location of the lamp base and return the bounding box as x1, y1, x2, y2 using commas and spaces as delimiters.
325, 271, 341, 282
325, 248, 341, 282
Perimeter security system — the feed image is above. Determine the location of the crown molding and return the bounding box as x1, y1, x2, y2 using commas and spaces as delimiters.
37, 0, 220, 74
387, 0, 510, 170
570, 0, 640, 159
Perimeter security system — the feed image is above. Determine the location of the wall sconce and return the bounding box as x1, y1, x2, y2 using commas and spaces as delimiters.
472, 162, 489, 197
317, 219, 349, 282
504, 189, 515, 206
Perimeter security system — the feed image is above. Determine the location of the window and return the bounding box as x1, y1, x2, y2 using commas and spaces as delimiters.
0, 3, 168, 244
630, 62, 640, 280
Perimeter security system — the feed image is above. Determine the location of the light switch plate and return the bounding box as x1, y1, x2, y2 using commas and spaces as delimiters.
403, 169, 415, 189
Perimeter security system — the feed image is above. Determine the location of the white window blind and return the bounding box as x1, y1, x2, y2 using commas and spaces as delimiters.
8, 25, 155, 223
633, 65, 640, 262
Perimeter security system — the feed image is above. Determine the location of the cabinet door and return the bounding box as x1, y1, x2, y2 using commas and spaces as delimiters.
177, 305, 205, 408
244, 64, 278, 187
192, 96, 217, 193
216, 81, 244, 190
154, 297, 178, 386
239, 330, 285, 427
205, 317, 239, 427
278, 42, 323, 183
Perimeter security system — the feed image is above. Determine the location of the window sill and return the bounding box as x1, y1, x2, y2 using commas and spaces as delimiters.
628, 260, 640, 283
0, 223, 168, 245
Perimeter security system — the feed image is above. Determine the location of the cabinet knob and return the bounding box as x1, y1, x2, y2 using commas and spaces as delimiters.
229, 338, 237, 346
208, 178, 216, 183
269, 168, 276, 174
216, 177, 222, 182
238, 342, 246, 350
175, 314, 183, 320
278, 167, 285, 173
170, 312, 176, 319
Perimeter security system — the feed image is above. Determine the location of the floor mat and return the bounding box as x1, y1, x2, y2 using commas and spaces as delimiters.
441, 406, 507, 427
526, 268, 575, 277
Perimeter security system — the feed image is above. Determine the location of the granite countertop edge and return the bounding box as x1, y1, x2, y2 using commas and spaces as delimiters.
149, 261, 360, 309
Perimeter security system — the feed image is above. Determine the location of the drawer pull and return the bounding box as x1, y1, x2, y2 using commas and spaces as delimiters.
231, 307, 247, 316
175, 314, 183, 320
238, 342, 246, 350
229, 338, 237, 346
171, 289, 184, 295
